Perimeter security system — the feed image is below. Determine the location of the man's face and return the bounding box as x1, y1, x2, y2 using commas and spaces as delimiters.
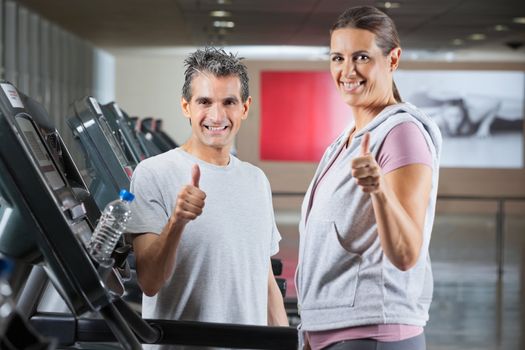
182, 72, 250, 153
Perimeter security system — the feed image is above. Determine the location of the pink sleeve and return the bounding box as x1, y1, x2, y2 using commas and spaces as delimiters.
377, 122, 432, 174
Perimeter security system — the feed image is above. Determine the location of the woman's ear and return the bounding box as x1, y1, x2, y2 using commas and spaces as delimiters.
389, 48, 401, 72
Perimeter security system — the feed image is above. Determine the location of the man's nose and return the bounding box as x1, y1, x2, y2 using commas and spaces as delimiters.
209, 104, 225, 122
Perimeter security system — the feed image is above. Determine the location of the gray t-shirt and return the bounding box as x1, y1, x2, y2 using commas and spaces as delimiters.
127, 148, 280, 348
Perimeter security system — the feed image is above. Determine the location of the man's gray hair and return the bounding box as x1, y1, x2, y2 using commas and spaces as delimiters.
182, 47, 250, 102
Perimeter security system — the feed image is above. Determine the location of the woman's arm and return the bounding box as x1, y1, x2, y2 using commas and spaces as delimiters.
371, 164, 431, 270
352, 133, 432, 270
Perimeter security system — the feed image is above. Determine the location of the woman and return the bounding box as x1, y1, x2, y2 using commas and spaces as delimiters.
295, 6, 442, 350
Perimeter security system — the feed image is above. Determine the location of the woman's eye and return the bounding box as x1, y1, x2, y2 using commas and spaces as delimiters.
355, 55, 369, 62
331, 56, 343, 62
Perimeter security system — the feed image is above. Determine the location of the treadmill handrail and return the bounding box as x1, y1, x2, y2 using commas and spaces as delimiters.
113, 297, 161, 344
99, 303, 142, 350
31, 312, 298, 349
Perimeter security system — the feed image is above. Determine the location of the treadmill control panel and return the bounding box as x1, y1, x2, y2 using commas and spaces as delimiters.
15, 115, 66, 191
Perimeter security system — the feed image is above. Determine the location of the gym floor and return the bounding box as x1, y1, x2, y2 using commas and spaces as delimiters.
275, 213, 525, 350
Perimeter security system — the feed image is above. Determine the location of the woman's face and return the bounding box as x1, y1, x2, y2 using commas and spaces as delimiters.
329, 28, 399, 110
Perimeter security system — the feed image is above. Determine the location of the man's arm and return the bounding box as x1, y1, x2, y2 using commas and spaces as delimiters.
267, 263, 289, 326
133, 164, 205, 296
133, 224, 184, 297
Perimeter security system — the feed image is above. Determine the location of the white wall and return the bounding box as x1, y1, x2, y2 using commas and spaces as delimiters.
93, 49, 116, 105
113, 52, 191, 145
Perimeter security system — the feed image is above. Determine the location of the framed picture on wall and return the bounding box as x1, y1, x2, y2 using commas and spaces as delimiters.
395, 70, 524, 168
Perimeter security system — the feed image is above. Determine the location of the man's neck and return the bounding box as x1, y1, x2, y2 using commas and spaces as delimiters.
180, 141, 231, 166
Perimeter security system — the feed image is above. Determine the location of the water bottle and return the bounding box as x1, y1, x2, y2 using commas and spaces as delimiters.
88, 189, 135, 264
0, 257, 15, 338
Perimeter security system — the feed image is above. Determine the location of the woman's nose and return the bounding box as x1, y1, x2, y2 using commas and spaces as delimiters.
342, 60, 356, 78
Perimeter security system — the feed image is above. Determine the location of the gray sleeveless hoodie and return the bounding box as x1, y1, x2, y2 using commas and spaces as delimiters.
296, 103, 442, 333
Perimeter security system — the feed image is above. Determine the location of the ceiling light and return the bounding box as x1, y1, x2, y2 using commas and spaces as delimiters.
217, 0, 232, 4
494, 25, 509, 31
210, 10, 231, 18
222, 46, 330, 60
513, 17, 525, 24
452, 39, 463, 45
213, 21, 235, 29
468, 33, 486, 40
379, 2, 401, 9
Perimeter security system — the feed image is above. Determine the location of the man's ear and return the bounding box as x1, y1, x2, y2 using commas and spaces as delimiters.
389, 48, 401, 72
241, 96, 252, 120
181, 97, 191, 119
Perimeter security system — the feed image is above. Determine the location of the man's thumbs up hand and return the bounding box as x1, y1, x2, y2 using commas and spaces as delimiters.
171, 164, 206, 228
191, 164, 200, 188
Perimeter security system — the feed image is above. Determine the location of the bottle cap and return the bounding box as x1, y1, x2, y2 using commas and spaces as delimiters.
119, 189, 135, 202
0, 257, 14, 279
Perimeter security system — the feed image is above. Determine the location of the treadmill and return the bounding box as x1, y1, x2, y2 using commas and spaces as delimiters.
0, 81, 145, 349
154, 118, 179, 149
128, 116, 163, 158
101, 102, 146, 165
21, 92, 102, 226
140, 117, 175, 153
0, 81, 297, 349
66, 96, 134, 210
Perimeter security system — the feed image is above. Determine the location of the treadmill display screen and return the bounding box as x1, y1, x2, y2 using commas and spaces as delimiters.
15, 116, 65, 190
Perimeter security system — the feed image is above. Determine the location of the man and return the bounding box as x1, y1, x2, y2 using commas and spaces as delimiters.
126, 48, 288, 348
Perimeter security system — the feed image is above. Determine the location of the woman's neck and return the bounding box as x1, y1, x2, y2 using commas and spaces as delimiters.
351, 98, 398, 132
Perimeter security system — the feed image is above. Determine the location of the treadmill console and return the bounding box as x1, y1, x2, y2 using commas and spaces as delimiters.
15, 115, 66, 191
0, 82, 110, 313
66, 97, 133, 209
101, 102, 145, 164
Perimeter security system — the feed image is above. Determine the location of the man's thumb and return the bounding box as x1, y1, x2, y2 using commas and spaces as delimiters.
191, 164, 200, 187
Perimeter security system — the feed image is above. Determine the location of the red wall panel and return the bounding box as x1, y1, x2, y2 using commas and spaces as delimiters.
260, 71, 352, 162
